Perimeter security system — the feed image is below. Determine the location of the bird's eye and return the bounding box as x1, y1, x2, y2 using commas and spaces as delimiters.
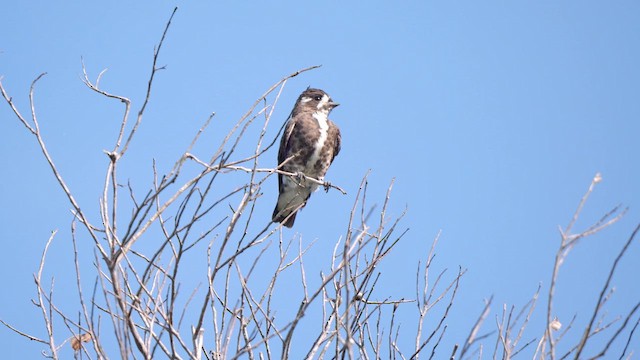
314, 95, 322, 101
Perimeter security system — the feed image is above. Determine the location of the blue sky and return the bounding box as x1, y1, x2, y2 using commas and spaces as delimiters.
2, 1, 639, 358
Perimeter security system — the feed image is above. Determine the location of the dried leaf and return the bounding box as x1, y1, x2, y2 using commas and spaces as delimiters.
71, 333, 92, 351
71, 337, 80, 351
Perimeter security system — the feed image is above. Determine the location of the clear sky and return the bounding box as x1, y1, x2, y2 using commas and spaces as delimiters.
1, 1, 639, 358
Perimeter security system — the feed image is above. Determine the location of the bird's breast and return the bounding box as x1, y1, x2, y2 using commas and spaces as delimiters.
305, 112, 331, 176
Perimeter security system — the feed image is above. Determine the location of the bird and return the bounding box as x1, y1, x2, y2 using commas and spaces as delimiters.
272, 88, 342, 228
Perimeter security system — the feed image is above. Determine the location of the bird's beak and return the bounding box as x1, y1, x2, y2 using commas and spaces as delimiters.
328, 101, 340, 108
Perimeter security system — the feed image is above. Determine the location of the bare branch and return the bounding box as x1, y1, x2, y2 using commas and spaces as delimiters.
575, 222, 640, 359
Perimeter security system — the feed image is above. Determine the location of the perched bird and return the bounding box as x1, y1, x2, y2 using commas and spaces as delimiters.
272, 88, 341, 228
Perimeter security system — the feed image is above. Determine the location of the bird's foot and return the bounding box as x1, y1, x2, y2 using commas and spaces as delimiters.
323, 181, 331, 192
294, 172, 307, 187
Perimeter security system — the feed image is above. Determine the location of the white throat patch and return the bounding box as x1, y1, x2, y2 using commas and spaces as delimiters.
313, 111, 329, 132
309, 111, 330, 177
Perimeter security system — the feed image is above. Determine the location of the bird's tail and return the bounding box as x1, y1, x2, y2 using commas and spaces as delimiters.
272, 205, 296, 228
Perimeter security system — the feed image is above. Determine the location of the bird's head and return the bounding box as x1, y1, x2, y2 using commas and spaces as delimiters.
296, 88, 339, 115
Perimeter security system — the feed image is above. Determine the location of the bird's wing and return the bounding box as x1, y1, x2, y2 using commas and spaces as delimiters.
277, 119, 298, 192
330, 121, 341, 163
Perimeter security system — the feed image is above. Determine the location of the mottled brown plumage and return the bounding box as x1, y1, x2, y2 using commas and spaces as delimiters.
272, 88, 341, 227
